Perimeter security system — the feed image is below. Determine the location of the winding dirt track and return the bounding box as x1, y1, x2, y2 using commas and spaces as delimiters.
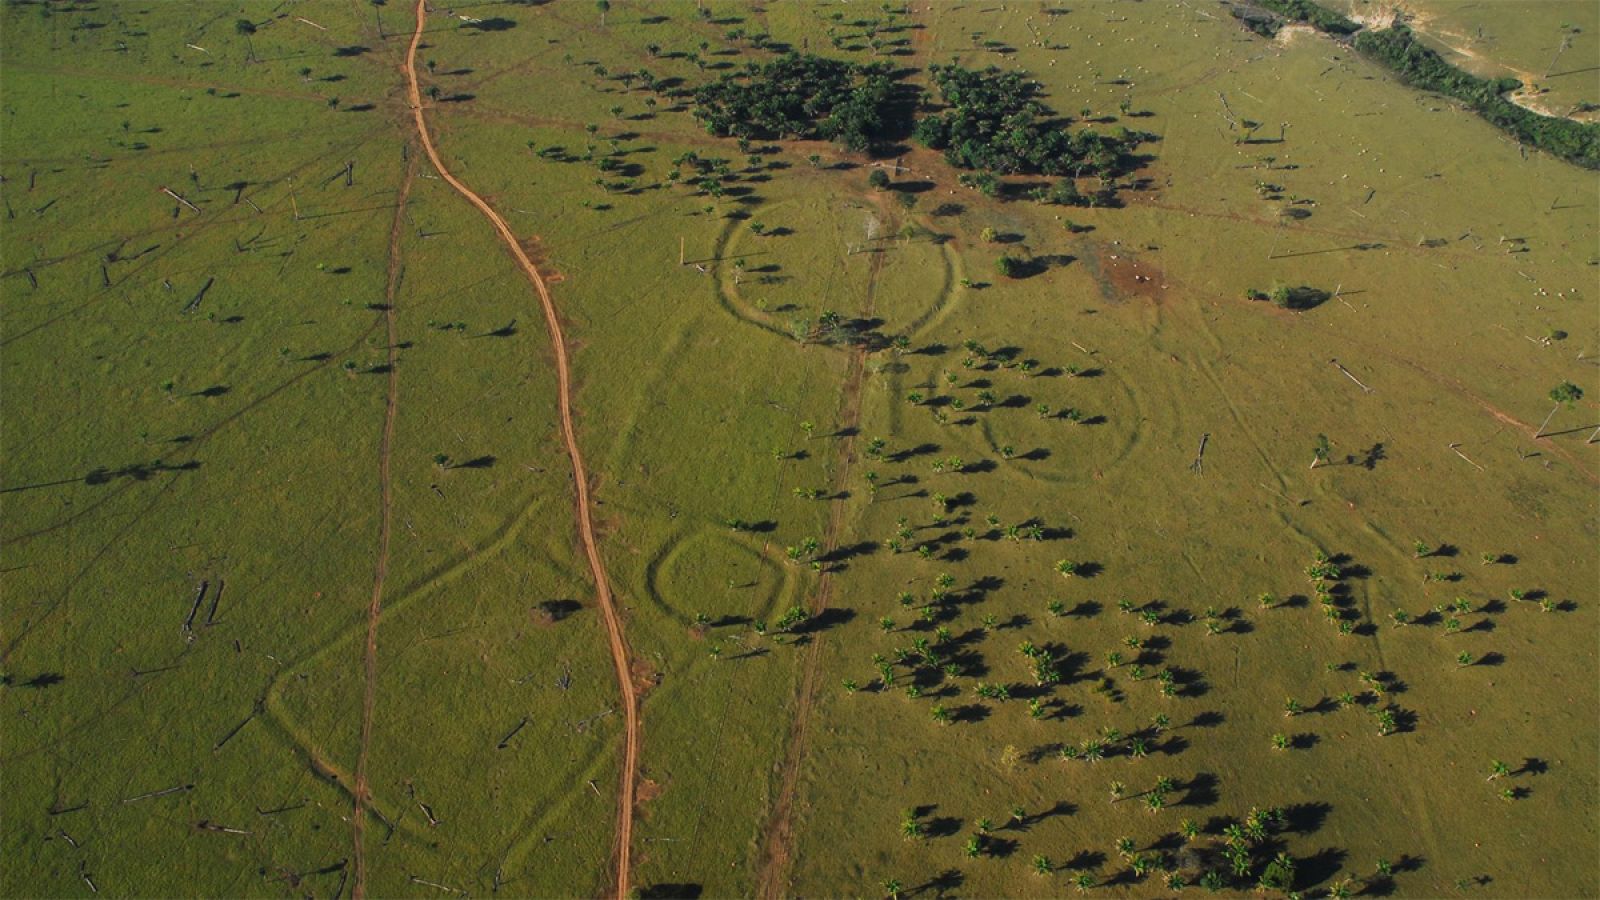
358, 3, 640, 897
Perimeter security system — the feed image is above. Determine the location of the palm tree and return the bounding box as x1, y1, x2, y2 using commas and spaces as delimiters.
596, 0, 610, 26
900, 810, 923, 840
234, 19, 257, 62
882, 878, 903, 900
1115, 837, 1135, 858
1075, 873, 1096, 892
1055, 559, 1080, 578
1487, 759, 1510, 781
1272, 732, 1289, 750
1375, 708, 1398, 734
1032, 855, 1054, 876
965, 834, 983, 858
1181, 819, 1200, 841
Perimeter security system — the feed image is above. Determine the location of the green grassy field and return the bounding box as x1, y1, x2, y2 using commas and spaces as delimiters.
3, 1, 1595, 898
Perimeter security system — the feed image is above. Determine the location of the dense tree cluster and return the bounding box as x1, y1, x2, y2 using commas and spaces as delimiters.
1257, 0, 1359, 35
913, 64, 1140, 178
691, 53, 901, 153
1353, 25, 1600, 169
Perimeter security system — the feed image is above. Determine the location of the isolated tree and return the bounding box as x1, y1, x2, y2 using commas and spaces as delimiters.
370, 0, 386, 37
868, 169, 890, 190
234, 19, 257, 62
1310, 433, 1332, 468
996, 255, 1022, 278
596, 0, 610, 26
1537, 381, 1584, 437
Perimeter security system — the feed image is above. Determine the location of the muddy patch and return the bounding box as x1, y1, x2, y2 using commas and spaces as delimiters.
1080, 240, 1171, 303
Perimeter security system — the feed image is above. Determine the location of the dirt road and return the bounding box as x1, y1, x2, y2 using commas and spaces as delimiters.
356, 3, 641, 898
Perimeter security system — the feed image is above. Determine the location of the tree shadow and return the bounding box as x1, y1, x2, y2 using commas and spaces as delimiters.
795, 607, 855, 635
1180, 771, 1217, 807
951, 703, 991, 725
1296, 847, 1348, 890
535, 599, 581, 623
1282, 801, 1332, 835
639, 886, 702, 899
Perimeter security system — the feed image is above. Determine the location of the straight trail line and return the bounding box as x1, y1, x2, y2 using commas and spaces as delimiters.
756, 243, 886, 900
350, 146, 416, 898
369, 5, 640, 900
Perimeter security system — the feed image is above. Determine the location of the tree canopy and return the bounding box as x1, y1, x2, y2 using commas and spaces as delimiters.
913, 64, 1140, 178
691, 53, 904, 153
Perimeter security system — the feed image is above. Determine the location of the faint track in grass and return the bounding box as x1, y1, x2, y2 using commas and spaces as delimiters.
384, 4, 639, 898
755, 243, 886, 900
349, 145, 416, 900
